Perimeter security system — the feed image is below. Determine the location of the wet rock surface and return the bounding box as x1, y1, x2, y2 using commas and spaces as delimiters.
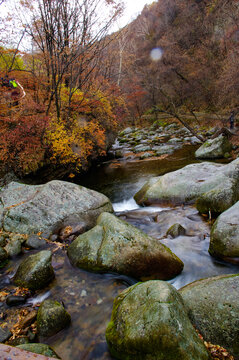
37, 299, 71, 337
13, 250, 55, 290
106, 281, 210, 360
180, 274, 239, 359
68, 212, 184, 281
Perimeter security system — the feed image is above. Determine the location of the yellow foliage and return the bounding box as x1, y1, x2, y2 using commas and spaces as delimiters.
45, 116, 106, 170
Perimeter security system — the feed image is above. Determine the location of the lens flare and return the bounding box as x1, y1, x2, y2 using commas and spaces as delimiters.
150, 47, 163, 61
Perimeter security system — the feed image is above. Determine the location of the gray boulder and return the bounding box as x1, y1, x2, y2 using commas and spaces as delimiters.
68, 212, 184, 281
134, 158, 239, 208
13, 250, 55, 290
180, 274, 239, 359
37, 299, 71, 337
106, 281, 210, 360
0, 180, 113, 234
195, 134, 232, 159
196, 177, 239, 215
209, 201, 239, 259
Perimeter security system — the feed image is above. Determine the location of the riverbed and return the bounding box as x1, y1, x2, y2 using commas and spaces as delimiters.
0, 145, 238, 360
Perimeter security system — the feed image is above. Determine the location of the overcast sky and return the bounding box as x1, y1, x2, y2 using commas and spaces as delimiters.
117, 0, 155, 28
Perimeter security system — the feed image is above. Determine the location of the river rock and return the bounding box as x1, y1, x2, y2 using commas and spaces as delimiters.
106, 281, 210, 360
0, 327, 11, 342
13, 250, 55, 290
0, 180, 113, 235
195, 134, 232, 159
5, 238, 22, 257
134, 158, 239, 207
17, 344, 60, 358
68, 212, 184, 280
166, 223, 186, 238
37, 299, 71, 337
0, 247, 8, 266
196, 177, 239, 215
25, 235, 47, 249
180, 274, 239, 359
209, 201, 239, 259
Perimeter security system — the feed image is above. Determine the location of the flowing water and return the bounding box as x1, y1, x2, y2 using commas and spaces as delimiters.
1, 145, 238, 360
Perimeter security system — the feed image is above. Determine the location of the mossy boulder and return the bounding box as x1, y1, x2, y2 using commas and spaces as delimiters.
17, 343, 60, 358
209, 201, 239, 259
0, 180, 113, 234
68, 212, 184, 281
180, 274, 239, 359
196, 178, 239, 215
195, 134, 232, 159
37, 299, 71, 337
166, 223, 186, 238
13, 250, 55, 290
106, 281, 210, 360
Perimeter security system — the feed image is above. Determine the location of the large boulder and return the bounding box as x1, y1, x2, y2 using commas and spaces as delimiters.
209, 201, 239, 259
37, 299, 71, 337
106, 281, 210, 360
67, 212, 184, 281
134, 158, 239, 208
180, 274, 239, 359
13, 250, 55, 290
195, 134, 232, 159
0, 180, 113, 234
196, 177, 238, 215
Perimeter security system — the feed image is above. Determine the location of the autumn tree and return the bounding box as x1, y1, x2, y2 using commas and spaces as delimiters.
21, 0, 123, 120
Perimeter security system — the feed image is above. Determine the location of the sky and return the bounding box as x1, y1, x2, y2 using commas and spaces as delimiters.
117, 0, 155, 28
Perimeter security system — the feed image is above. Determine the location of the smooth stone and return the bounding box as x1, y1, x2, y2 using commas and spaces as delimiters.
37, 299, 71, 337
26, 235, 47, 249
68, 212, 184, 281
13, 250, 55, 290
6, 295, 26, 307
166, 223, 186, 238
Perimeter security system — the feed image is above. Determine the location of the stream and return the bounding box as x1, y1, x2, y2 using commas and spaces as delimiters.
1, 145, 239, 360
